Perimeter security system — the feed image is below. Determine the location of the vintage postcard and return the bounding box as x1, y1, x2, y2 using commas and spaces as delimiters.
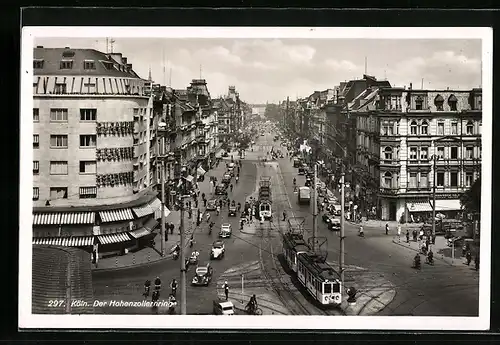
19, 26, 491, 330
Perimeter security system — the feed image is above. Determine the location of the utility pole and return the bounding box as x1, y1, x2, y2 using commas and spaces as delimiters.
340, 170, 345, 290
432, 154, 437, 240
312, 163, 318, 252
160, 161, 166, 255
179, 192, 187, 315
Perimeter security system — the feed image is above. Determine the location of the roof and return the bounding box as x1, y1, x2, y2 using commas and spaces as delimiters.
297, 253, 340, 282
217, 301, 234, 308
33, 47, 142, 79
32, 246, 94, 314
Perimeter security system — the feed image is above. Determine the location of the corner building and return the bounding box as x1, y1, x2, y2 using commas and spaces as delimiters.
32, 46, 162, 257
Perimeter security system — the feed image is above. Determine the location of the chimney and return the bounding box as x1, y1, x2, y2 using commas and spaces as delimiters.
126, 63, 132, 71
409, 83, 412, 90
122, 57, 127, 64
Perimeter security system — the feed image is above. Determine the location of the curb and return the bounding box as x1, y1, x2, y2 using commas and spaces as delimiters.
391, 239, 459, 266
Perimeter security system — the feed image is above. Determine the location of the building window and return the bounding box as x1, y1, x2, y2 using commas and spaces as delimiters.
437, 122, 444, 135
466, 172, 473, 187
451, 122, 458, 135
83, 60, 96, 70
133, 138, 139, 145
50, 161, 68, 175
33, 59, 44, 69
450, 146, 458, 159
33, 108, 39, 122
33, 134, 39, 149
409, 172, 417, 188
80, 135, 97, 148
50, 187, 68, 199
421, 121, 428, 135
436, 172, 445, 187
80, 109, 97, 121
50, 135, 68, 148
33, 187, 39, 201
479, 146, 482, 159
434, 94, 444, 111
54, 83, 67, 94
84, 83, 96, 93
50, 108, 68, 122
410, 121, 418, 135
33, 161, 39, 174
478, 122, 482, 135
420, 147, 428, 160
415, 96, 423, 110
383, 147, 393, 160
420, 173, 428, 187
79, 186, 97, 199
59, 60, 73, 69
465, 146, 474, 159
409, 147, 417, 160
79, 161, 97, 174
466, 121, 474, 135
448, 94, 458, 111
383, 172, 393, 188
450, 172, 458, 187
133, 108, 140, 117
474, 95, 482, 110
437, 146, 444, 159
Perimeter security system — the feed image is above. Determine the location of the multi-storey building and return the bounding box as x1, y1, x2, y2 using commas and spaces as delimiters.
32, 46, 160, 256
214, 97, 231, 144
376, 85, 482, 222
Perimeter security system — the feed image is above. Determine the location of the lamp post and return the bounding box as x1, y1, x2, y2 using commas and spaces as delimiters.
431, 154, 440, 241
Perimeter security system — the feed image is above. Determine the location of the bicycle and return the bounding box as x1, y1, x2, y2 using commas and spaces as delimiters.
245, 305, 263, 315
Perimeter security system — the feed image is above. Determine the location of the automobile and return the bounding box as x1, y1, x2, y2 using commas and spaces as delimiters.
219, 223, 232, 238
191, 262, 213, 286
227, 162, 236, 171
322, 214, 336, 223
293, 158, 301, 168
305, 178, 312, 187
228, 205, 237, 217
222, 174, 232, 184
298, 166, 305, 175
211, 240, 225, 259
215, 184, 227, 195
317, 186, 328, 198
328, 218, 341, 231
206, 199, 217, 211
213, 300, 235, 315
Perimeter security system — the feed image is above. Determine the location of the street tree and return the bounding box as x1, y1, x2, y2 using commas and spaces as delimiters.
460, 178, 481, 214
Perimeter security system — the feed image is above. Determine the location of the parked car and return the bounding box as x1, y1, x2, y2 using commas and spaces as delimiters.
191, 262, 213, 286
206, 199, 217, 211
228, 205, 237, 217
213, 300, 235, 315
210, 240, 225, 259
322, 213, 336, 223
222, 174, 232, 184
227, 162, 236, 172
219, 223, 232, 238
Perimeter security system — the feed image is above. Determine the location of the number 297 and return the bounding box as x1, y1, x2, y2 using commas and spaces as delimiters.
48, 300, 65, 307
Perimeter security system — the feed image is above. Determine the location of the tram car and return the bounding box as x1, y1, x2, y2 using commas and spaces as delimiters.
257, 176, 273, 220
282, 231, 311, 273
256, 199, 272, 220
296, 252, 342, 306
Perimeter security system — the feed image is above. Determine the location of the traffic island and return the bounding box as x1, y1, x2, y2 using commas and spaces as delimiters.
392, 238, 464, 266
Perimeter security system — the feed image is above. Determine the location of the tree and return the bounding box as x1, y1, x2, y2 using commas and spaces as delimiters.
460, 178, 481, 215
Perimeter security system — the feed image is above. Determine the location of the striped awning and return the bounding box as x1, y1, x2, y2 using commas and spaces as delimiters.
434, 199, 462, 212
97, 232, 131, 245
129, 228, 151, 239
33, 212, 95, 225
32, 236, 94, 247
99, 208, 134, 223
132, 198, 162, 218
407, 202, 433, 212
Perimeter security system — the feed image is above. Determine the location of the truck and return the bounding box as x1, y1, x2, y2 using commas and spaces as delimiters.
257, 176, 272, 220
298, 186, 311, 205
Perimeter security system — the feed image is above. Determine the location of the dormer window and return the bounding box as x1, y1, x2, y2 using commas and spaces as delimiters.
102, 61, 114, 70
434, 94, 444, 111
415, 96, 423, 110
83, 60, 96, 70
448, 94, 458, 111
60, 60, 73, 69
33, 59, 44, 69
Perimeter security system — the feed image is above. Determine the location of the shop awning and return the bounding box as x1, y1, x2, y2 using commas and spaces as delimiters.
129, 228, 151, 239
433, 199, 462, 212
33, 212, 95, 225
144, 217, 159, 231
32, 236, 94, 247
197, 167, 206, 176
154, 207, 170, 220
407, 202, 433, 212
132, 198, 162, 218
97, 232, 132, 245
99, 208, 134, 223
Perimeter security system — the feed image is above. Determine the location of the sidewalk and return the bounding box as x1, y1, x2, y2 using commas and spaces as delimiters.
392, 235, 468, 266
93, 159, 229, 272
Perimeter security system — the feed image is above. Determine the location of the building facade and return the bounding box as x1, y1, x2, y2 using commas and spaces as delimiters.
376, 86, 482, 222
32, 46, 161, 255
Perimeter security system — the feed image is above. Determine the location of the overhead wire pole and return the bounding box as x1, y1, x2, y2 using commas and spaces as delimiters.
179, 192, 187, 315
160, 161, 166, 255
312, 162, 318, 252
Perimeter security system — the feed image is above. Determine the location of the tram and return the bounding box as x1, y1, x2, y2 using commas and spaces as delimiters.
282, 231, 311, 273
296, 252, 342, 306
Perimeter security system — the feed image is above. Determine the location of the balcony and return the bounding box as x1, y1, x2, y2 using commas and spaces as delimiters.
379, 187, 399, 196
406, 186, 432, 193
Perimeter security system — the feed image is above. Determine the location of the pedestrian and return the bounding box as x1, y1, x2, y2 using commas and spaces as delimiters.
397, 224, 401, 242
412, 229, 417, 241
385, 223, 389, 235
406, 230, 410, 243
216, 205, 220, 216
466, 251, 472, 265
283, 210, 287, 221
230, 184, 233, 192
170, 223, 174, 234
202, 192, 206, 200
240, 218, 244, 230
475, 255, 479, 271
222, 281, 230, 300
432, 234, 436, 245
203, 199, 207, 207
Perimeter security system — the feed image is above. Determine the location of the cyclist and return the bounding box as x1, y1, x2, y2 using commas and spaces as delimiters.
154, 276, 162, 291
246, 294, 258, 314
170, 279, 178, 296
293, 177, 296, 186
144, 279, 151, 296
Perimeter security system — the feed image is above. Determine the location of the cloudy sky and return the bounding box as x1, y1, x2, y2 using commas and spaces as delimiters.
34, 37, 482, 104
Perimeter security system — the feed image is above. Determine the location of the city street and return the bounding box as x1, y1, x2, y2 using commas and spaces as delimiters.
91, 129, 478, 316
